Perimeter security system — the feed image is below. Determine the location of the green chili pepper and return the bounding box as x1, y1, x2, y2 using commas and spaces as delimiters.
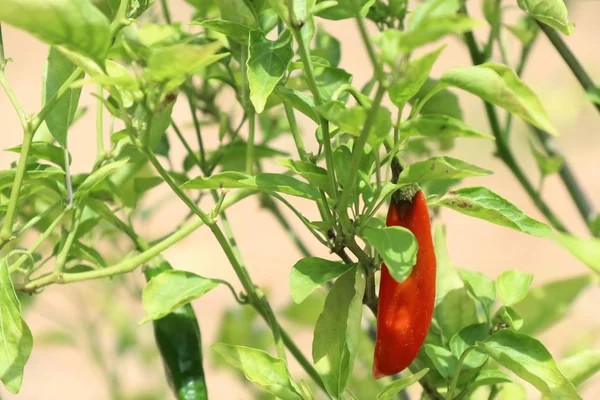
144, 261, 208, 400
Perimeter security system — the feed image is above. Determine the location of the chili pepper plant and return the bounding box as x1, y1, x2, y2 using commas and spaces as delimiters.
1, 0, 599, 399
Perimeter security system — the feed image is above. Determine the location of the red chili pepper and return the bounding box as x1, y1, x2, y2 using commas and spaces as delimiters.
373, 190, 437, 378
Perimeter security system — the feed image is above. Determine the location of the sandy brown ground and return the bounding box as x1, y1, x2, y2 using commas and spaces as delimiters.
1, 1, 599, 399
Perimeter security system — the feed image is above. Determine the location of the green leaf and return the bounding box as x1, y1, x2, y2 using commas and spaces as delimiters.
313, 27, 341, 68
147, 42, 226, 90
441, 63, 559, 135
398, 156, 492, 184
275, 87, 319, 122
529, 140, 564, 177
290, 257, 355, 304
499, 382, 527, 400
212, 343, 302, 400
377, 368, 429, 400
492, 306, 524, 331
450, 324, 489, 369
375, 16, 480, 54
5, 142, 71, 169
388, 45, 445, 105
400, 115, 493, 140
74, 159, 129, 200
140, 270, 220, 324
278, 159, 330, 194
362, 226, 418, 283
496, 270, 533, 306
313, 267, 365, 398
471, 369, 513, 389
197, 19, 251, 44
316, 101, 392, 145
432, 186, 552, 237
424, 344, 457, 378
555, 233, 600, 273
505, 16, 539, 46
282, 290, 327, 327
43, 47, 83, 147
244, 173, 321, 200
436, 287, 480, 343
182, 172, 319, 200
248, 30, 294, 113
413, 79, 463, 120
316, 0, 374, 20
477, 330, 581, 399
313, 66, 352, 102
432, 224, 465, 304
558, 349, 600, 387
457, 269, 496, 315
0, 0, 110, 62
517, 0, 573, 35
0, 258, 33, 393
513, 274, 594, 335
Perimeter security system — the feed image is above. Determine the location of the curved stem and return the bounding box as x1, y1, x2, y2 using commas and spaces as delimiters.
446, 347, 475, 400
53, 207, 83, 274
9, 207, 68, 274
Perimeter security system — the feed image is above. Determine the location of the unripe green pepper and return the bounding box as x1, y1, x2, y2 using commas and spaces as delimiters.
144, 262, 208, 400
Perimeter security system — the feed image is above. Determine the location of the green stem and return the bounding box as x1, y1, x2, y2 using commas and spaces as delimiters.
246, 109, 256, 175
260, 195, 313, 257
283, 101, 307, 160
481, 0, 501, 61
537, 21, 600, 114
447, 347, 475, 400
1, 128, 34, 241
336, 83, 387, 229
0, 23, 5, 67
54, 208, 83, 274
9, 207, 68, 274
0, 69, 28, 129
290, 25, 338, 206
280, 327, 325, 389
22, 189, 256, 290
96, 85, 104, 159
33, 68, 83, 134
64, 148, 73, 207
184, 87, 206, 168
159, 0, 172, 24
356, 17, 386, 84
270, 193, 328, 246
508, 35, 596, 234
461, 12, 569, 232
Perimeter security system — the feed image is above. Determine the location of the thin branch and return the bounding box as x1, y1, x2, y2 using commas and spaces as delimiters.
537, 21, 600, 115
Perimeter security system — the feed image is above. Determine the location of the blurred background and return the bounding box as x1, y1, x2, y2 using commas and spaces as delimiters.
1, 0, 599, 399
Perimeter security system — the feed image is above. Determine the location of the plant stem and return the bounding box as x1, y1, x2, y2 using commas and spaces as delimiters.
9, 208, 68, 274
336, 83, 386, 228
461, 12, 568, 232
64, 148, 74, 207
1, 128, 34, 241
22, 189, 256, 290
260, 195, 313, 257
33, 68, 83, 133
509, 32, 597, 234
160, 0, 172, 24
184, 87, 206, 168
283, 101, 308, 160
537, 21, 600, 114
446, 347, 475, 399
0, 70, 28, 129
96, 85, 105, 159
246, 109, 256, 175
54, 207, 83, 274
290, 25, 338, 206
